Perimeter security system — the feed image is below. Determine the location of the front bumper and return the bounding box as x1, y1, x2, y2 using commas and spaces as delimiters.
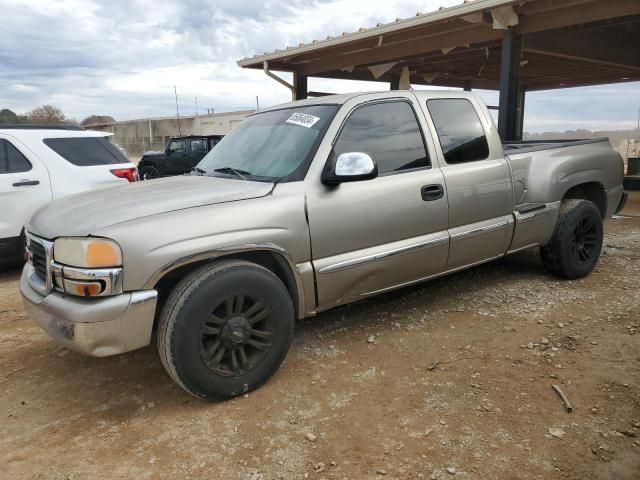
20, 265, 158, 357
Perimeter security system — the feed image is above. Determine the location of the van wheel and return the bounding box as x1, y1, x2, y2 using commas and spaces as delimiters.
140, 165, 160, 180
540, 199, 603, 279
157, 260, 295, 399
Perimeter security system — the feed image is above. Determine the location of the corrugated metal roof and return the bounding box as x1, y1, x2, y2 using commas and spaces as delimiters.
237, 0, 520, 66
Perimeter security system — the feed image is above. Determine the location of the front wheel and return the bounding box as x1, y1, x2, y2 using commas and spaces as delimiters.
540, 199, 603, 279
157, 260, 295, 399
139, 165, 160, 180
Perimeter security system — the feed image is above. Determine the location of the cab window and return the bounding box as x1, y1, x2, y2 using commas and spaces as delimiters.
426, 99, 490, 164
190, 139, 207, 153
168, 139, 186, 153
0, 139, 32, 173
334, 101, 430, 174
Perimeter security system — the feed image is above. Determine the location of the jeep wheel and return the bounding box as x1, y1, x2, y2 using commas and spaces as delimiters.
157, 260, 295, 399
540, 199, 603, 279
139, 165, 160, 180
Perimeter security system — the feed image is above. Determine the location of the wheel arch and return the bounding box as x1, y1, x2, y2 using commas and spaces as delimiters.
561, 181, 607, 218
137, 158, 155, 168
149, 245, 306, 322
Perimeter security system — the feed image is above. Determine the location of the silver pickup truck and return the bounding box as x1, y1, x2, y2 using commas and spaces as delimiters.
20, 91, 626, 399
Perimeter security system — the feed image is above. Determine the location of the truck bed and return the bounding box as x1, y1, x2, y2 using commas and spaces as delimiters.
503, 138, 609, 154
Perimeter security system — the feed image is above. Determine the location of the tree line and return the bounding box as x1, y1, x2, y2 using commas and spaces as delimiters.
0, 106, 114, 126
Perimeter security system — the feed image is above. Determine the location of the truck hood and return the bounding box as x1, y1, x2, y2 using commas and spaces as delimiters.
28, 175, 274, 239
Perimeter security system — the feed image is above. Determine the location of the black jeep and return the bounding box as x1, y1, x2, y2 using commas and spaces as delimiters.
138, 135, 223, 179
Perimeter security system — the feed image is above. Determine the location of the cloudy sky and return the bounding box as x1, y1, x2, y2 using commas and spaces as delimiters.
1, 0, 639, 132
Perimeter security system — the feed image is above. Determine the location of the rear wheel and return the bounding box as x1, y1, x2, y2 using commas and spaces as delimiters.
157, 260, 295, 399
139, 165, 160, 180
540, 199, 603, 279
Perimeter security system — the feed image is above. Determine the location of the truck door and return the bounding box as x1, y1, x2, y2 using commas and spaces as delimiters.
165, 138, 188, 174
307, 99, 449, 310
188, 138, 208, 168
0, 136, 51, 255
424, 98, 512, 269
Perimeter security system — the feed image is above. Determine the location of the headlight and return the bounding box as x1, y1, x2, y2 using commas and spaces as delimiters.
54, 237, 122, 268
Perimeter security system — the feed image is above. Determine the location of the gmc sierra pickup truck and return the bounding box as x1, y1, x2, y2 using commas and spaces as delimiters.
20, 91, 626, 399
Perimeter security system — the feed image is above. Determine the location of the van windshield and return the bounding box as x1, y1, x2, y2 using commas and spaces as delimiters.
197, 104, 338, 182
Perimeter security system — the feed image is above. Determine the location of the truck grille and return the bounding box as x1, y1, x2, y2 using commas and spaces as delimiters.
30, 240, 48, 282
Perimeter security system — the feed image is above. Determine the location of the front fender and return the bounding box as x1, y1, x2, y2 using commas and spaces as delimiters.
93, 184, 314, 317
138, 158, 158, 167
143, 243, 311, 319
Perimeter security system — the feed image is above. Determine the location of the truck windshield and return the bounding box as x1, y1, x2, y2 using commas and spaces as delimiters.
197, 104, 339, 182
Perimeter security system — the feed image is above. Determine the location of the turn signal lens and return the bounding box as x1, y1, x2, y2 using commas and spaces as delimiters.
73, 282, 102, 296
54, 238, 122, 268
86, 241, 120, 266
55, 277, 103, 296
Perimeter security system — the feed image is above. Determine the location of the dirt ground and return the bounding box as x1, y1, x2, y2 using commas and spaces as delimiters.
1, 215, 639, 480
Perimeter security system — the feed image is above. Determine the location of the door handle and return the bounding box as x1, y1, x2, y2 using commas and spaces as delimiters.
13, 180, 40, 187
421, 184, 444, 201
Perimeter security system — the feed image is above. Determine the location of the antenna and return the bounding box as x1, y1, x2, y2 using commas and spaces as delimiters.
174, 86, 182, 136
195, 97, 198, 116
256, 96, 260, 110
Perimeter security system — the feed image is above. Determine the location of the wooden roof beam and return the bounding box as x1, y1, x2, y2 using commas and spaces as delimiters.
301, 24, 502, 76
311, 70, 500, 90
288, 18, 481, 64
524, 31, 640, 71
516, 0, 640, 35
525, 74, 640, 91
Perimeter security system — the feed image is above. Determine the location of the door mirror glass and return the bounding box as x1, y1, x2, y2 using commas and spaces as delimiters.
322, 152, 378, 185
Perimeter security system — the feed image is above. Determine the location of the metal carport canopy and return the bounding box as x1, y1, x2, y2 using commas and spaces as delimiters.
237, 0, 640, 140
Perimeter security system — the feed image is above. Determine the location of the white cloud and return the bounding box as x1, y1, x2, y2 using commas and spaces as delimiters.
1, 0, 638, 132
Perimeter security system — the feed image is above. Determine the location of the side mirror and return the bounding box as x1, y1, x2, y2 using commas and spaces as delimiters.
322, 152, 378, 185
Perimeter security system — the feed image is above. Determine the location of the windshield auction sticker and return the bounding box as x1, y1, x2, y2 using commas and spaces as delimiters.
286, 112, 320, 128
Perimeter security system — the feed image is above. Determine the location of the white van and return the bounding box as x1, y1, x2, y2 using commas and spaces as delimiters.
0, 125, 138, 265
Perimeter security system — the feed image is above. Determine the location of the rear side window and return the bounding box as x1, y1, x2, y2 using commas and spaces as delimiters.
0, 139, 32, 173
426, 99, 490, 164
209, 137, 221, 149
334, 101, 430, 174
44, 137, 129, 166
168, 139, 186, 153
190, 139, 207, 152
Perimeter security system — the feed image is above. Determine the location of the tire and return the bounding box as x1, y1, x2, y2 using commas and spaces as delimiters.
157, 260, 295, 399
540, 199, 603, 279
139, 165, 160, 180
18, 229, 27, 263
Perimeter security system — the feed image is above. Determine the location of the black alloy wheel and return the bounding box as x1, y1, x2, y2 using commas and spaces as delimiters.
540, 199, 603, 279
157, 260, 295, 399
571, 216, 598, 264
198, 293, 275, 377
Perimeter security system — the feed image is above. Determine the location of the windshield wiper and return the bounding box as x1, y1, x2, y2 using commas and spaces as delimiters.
192, 167, 207, 176
213, 167, 251, 180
